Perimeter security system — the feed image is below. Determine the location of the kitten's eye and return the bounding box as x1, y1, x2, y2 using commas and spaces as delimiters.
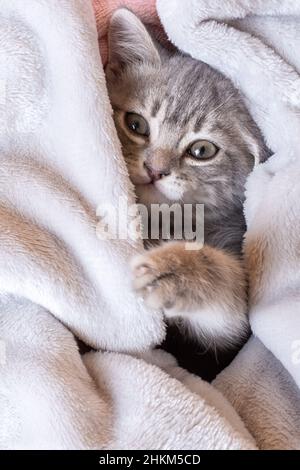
125, 113, 150, 137
187, 140, 219, 160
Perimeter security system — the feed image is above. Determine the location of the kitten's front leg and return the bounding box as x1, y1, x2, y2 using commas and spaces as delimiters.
131, 242, 249, 348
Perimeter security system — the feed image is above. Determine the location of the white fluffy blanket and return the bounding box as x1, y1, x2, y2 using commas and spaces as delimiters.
0, 0, 299, 450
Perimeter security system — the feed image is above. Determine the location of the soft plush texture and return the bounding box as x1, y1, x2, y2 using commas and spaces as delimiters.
0, 0, 300, 450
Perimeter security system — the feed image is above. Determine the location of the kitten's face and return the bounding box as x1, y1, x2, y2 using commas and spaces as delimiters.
106, 9, 268, 215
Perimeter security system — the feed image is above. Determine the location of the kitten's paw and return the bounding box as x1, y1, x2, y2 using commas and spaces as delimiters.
131, 242, 248, 348
130, 243, 189, 311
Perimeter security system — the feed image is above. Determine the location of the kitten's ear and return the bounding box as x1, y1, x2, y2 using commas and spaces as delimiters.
108, 8, 160, 69
243, 129, 271, 166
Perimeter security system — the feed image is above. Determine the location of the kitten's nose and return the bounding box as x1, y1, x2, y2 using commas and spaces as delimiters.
144, 163, 170, 182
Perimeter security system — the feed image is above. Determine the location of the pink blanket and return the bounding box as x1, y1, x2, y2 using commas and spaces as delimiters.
92, 0, 166, 65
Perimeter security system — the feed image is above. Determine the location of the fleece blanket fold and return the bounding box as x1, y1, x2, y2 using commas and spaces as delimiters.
0, 0, 300, 449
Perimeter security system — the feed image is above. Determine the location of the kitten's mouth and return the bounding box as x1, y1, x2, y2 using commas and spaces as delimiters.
136, 179, 158, 188
133, 177, 155, 186
130, 175, 152, 185
131, 172, 167, 186
131, 175, 170, 200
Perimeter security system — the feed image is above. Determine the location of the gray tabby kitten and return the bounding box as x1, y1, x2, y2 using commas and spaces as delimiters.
105, 9, 269, 349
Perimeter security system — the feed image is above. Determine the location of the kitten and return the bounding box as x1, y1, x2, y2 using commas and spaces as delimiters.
105, 9, 269, 354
